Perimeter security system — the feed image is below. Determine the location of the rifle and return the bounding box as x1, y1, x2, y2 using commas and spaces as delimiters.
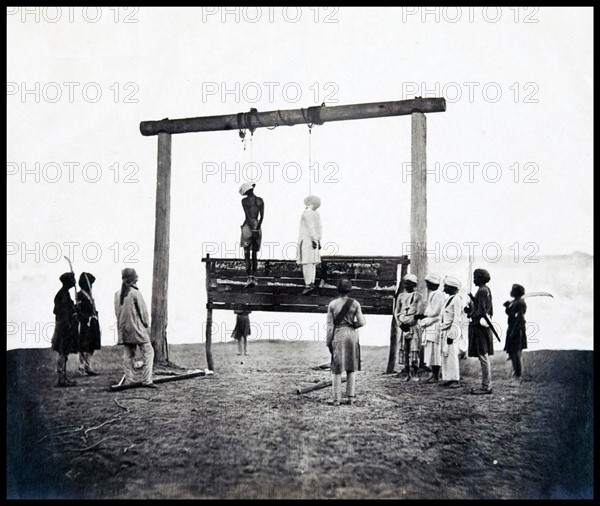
467, 292, 501, 343
63, 256, 78, 303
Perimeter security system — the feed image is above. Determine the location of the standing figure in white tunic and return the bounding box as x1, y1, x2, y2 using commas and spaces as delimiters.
114, 268, 157, 389
439, 276, 463, 387
296, 195, 322, 295
417, 273, 445, 383
395, 273, 423, 381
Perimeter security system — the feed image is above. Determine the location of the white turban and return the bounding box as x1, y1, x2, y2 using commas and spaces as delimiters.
303, 195, 321, 209
239, 182, 255, 196
425, 273, 441, 285
443, 276, 461, 289
403, 274, 418, 284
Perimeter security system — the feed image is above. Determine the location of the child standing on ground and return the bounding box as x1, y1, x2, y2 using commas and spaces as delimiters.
232, 309, 251, 355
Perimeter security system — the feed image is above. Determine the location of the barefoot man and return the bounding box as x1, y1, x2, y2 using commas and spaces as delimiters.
239, 182, 264, 288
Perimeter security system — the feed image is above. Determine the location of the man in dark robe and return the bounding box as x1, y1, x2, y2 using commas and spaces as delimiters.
51, 272, 79, 387
77, 272, 101, 376
465, 268, 494, 395
503, 283, 527, 379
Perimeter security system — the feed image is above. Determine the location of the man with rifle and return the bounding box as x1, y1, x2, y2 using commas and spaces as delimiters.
464, 268, 496, 395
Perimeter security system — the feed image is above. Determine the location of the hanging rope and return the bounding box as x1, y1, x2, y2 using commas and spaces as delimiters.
236, 109, 256, 184
308, 125, 313, 195
235, 104, 327, 190
302, 104, 326, 196
249, 131, 256, 183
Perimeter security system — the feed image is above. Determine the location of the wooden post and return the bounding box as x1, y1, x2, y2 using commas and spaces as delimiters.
385, 313, 399, 374
400, 262, 408, 282
205, 255, 214, 372
150, 132, 171, 365
411, 112, 428, 295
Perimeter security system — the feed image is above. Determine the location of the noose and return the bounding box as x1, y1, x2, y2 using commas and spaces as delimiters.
304, 103, 325, 197
249, 131, 255, 184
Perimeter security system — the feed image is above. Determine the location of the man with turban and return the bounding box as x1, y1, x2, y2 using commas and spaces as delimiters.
465, 268, 494, 394
395, 273, 423, 381
239, 182, 264, 288
503, 283, 528, 379
114, 268, 157, 388
51, 272, 79, 387
297, 195, 322, 295
439, 276, 463, 387
325, 278, 366, 406
417, 273, 445, 382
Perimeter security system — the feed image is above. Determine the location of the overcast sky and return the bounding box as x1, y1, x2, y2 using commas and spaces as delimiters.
7, 7, 593, 350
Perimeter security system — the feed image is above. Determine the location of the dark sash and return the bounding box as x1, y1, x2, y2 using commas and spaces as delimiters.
333, 298, 355, 327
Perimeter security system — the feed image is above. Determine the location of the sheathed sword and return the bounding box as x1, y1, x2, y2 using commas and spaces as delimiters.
467, 292, 501, 342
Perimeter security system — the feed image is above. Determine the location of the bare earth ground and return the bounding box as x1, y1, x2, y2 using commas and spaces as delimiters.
6, 342, 594, 499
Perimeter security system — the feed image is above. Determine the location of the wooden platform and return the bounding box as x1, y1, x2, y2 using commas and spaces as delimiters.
202, 255, 409, 371
202, 255, 409, 315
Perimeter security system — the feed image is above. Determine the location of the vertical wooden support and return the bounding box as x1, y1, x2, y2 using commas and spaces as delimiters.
205, 254, 214, 372
384, 264, 399, 374
411, 112, 428, 295
150, 132, 171, 365
400, 262, 408, 281
386, 311, 399, 374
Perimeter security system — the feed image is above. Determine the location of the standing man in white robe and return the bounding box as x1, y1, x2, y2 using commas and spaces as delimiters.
439, 276, 463, 387
296, 195, 322, 295
114, 268, 157, 388
417, 273, 445, 383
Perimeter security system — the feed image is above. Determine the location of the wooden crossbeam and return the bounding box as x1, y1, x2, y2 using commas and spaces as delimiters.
140, 98, 446, 136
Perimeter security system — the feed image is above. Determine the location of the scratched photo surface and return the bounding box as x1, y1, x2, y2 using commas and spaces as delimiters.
7, 7, 593, 499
